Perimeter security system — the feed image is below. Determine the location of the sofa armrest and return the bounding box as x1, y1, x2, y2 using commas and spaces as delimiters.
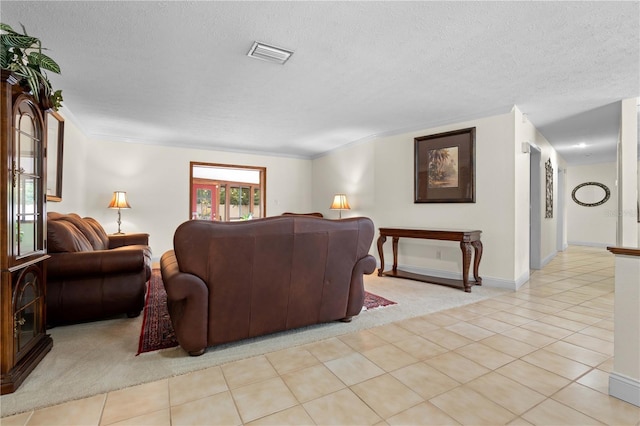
109, 233, 149, 248
160, 250, 208, 355
345, 254, 377, 318
48, 246, 150, 279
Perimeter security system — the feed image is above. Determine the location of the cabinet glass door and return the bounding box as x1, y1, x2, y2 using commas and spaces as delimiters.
13, 100, 44, 259
14, 266, 40, 359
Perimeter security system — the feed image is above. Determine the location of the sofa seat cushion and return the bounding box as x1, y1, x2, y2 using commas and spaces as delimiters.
48, 245, 152, 279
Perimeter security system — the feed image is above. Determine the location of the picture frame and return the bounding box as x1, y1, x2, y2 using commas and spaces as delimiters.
46, 110, 64, 202
571, 182, 610, 207
414, 127, 475, 203
545, 159, 553, 218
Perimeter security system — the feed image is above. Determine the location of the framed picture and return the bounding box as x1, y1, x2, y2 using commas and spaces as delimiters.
414, 127, 475, 203
46, 110, 64, 202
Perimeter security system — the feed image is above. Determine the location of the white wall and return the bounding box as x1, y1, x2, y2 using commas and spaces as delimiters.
48, 118, 313, 260
312, 141, 376, 220
609, 252, 640, 407
618, 98, 638, 247
51, 107, 569, 279
538, 141, 565, 265
312, 109, 559, 289
513, 107, 531, 283
566, 162, 618, 247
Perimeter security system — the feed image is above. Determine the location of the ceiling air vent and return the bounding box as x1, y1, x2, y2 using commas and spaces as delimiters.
247, 41, 293, 65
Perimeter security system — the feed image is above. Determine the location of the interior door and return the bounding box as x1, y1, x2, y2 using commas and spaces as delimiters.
191, 183, 218, 220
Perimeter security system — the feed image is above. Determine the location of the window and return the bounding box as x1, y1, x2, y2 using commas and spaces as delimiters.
190, 162, 266, 221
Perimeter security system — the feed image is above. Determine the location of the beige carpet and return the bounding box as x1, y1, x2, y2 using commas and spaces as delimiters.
0, 274, 508, 417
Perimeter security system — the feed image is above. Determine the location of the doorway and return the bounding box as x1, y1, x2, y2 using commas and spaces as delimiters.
556, 168, 566, 251
530, 146, 542, 270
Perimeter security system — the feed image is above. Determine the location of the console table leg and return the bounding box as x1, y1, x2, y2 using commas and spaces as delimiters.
460, 241, 473, 292
471, 240, 483, 286
377, 235, 387, 276
392, 237, 399, 273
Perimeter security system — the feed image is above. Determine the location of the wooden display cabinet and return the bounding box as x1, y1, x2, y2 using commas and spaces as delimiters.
1, 70, 53, 394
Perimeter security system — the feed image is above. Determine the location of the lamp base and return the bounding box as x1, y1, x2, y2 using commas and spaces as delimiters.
115, 208, 123, 234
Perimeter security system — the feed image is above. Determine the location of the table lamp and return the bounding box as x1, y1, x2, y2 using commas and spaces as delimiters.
107, 191, 131, 234
330, 194, 350, 219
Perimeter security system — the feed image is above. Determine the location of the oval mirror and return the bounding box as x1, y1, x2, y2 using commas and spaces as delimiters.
571, 182, 610, 207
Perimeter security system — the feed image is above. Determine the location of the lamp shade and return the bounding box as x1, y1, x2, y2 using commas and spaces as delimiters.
330, 194, 350, 211
107, 191, 131, 209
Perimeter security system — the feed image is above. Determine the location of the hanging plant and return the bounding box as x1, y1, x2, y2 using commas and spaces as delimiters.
1, 22, 63, 110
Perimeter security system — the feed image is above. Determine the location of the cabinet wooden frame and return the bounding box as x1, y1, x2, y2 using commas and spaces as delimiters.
1, 70, 53, 395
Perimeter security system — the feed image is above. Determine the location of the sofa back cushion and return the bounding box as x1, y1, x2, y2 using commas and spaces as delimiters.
47, 219, 93, 252
82, 217, 110, 249
62, 214, 109, 250
173, 216, 374, 344
47, 212, 110, 252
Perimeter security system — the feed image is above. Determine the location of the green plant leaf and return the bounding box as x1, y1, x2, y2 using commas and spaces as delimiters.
0, 33, 39, 49
28, 52, 60, 73
0, 45, 11, 68
26, 62, 42, 74
13, 65, 51, 102
50, 89, 63, 110
0, 23, 17, 33
1, 22, 61, 108
24, 73, 41, 102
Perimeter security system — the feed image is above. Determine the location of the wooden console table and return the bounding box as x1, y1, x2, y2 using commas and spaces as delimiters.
377, 228, 483, 292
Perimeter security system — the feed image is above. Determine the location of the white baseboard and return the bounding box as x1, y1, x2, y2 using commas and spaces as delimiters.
567, 241, 611, 248
609, 372, 640, 407
515, 270, 530, 290
541, 251, 557, 268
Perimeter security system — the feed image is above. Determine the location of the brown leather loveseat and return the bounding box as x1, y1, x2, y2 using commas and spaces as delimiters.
46, 212, 152, 326
160, 215, 376, 356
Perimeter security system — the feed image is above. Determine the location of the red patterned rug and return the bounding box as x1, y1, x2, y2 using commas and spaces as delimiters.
137, 269, 396, 355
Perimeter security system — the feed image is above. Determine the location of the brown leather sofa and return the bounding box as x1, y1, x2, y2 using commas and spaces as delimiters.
46, 212, 152, 326
160, 215, 376, 356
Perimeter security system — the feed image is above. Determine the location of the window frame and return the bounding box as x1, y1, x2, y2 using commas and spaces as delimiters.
189, 162, 266, 221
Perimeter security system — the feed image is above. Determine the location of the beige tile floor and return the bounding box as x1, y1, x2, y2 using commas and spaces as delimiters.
4, 246, 640, 425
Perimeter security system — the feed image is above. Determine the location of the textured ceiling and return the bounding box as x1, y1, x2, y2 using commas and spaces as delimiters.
3, 1, 639, 163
